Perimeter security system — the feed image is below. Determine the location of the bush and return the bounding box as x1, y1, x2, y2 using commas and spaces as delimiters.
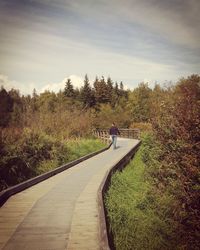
0, 128, 105, 191
152, 75, 200, 248
130, 122, 152, 133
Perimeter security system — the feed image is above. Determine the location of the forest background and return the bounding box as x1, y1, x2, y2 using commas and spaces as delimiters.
0, 74, 199, 249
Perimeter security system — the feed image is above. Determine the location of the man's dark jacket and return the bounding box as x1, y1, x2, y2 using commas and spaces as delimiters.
109, 126, 120, 136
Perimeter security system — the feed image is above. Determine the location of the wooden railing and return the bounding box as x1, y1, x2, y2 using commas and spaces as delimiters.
93, 128, 140, 143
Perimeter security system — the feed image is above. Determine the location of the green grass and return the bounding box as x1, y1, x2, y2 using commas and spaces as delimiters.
36, 138, 106, 174
67, 138, 106, 161
105, 141, 177, 250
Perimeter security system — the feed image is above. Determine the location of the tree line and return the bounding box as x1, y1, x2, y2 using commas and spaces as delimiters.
64, 75, 127, 107
0, 74, 163, 132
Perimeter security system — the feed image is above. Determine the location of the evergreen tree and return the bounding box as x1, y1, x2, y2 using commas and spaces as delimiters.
119, 81, 128, 99
107, 77, 117, 106
114, 82, 119, 96
31, 88, 38, 112
93, 76, 110, 104
64, 78, 75, 98
111, 82, 120, 106
107, 77, 114, 102
74, 87, 81, 100
80, 75, 95, 108
120, 81, 124, 91
0, 87, 13, 127
32, 88, 37, 98
119, 81, 124, 98
107, 77, 113, 92
9, 89, 23, 126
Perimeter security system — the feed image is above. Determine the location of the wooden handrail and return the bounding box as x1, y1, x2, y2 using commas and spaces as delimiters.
93, 128, 140, 141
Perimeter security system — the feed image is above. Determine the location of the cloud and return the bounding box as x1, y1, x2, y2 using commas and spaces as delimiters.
0, 74, 16, 90
0, 0, 199, 93
0, 74, 36, 94
2, 0, 200, 51
0, 74, 84, 94
30, 0, 200, 49
40, 75, 84, 93
105, 0, 200, 49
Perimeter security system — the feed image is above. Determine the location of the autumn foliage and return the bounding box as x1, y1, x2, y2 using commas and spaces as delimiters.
0, 74, 199, 248
151, 75, 200, 248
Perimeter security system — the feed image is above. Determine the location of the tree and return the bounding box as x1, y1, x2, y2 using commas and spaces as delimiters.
94, 103, 131, 129
8, 89, 24, 127
114, 82, 120, 95
107, 77, 113, 91
152, 75, 200, 249
119, 81, 128, 99
93, 76, 110, 104
37, 91, 57, 113
80, 74, 95, 108
150, 83, 166, 120
128, 82, 152, 122
0, 87, 13, 127
31, 88, 38, 112
64, 78, 75, 98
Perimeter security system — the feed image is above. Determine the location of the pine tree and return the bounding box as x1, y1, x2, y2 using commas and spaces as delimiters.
111, 82, 120, 106
120, 81, 124, 91
31, 88, 38, 112
119, 81, 128, 99
9, 89, 23, 126
64, 78, 75, 98
107, 77, 113, 92
107, 77, 116, 106
0, 87, 13, 127
80, 74, 95, 108
93, 76, 110, 104
114, 82, 119, 96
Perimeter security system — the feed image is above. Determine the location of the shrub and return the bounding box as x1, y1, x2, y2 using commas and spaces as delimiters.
152, 75, 200, 248
0, 128, 105, 190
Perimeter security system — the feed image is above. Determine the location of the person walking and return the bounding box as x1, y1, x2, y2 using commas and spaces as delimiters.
109, 123, 120, 149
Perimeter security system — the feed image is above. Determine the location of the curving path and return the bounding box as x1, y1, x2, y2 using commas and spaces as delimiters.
0, 138, 140, 250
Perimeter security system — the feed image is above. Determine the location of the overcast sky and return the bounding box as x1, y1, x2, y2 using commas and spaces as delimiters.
0, 0, 200, 94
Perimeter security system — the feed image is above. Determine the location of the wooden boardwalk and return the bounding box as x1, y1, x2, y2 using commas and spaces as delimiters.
0, 138, 140, 250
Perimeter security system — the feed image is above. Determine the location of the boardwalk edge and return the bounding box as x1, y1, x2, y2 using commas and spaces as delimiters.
98, 140, 141, 250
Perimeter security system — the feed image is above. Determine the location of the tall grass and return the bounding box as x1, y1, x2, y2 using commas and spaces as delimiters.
105, 135, 178, 250
37, 137, 106, 174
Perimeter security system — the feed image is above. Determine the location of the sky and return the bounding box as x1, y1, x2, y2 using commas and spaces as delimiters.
0, 0, 200, 94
